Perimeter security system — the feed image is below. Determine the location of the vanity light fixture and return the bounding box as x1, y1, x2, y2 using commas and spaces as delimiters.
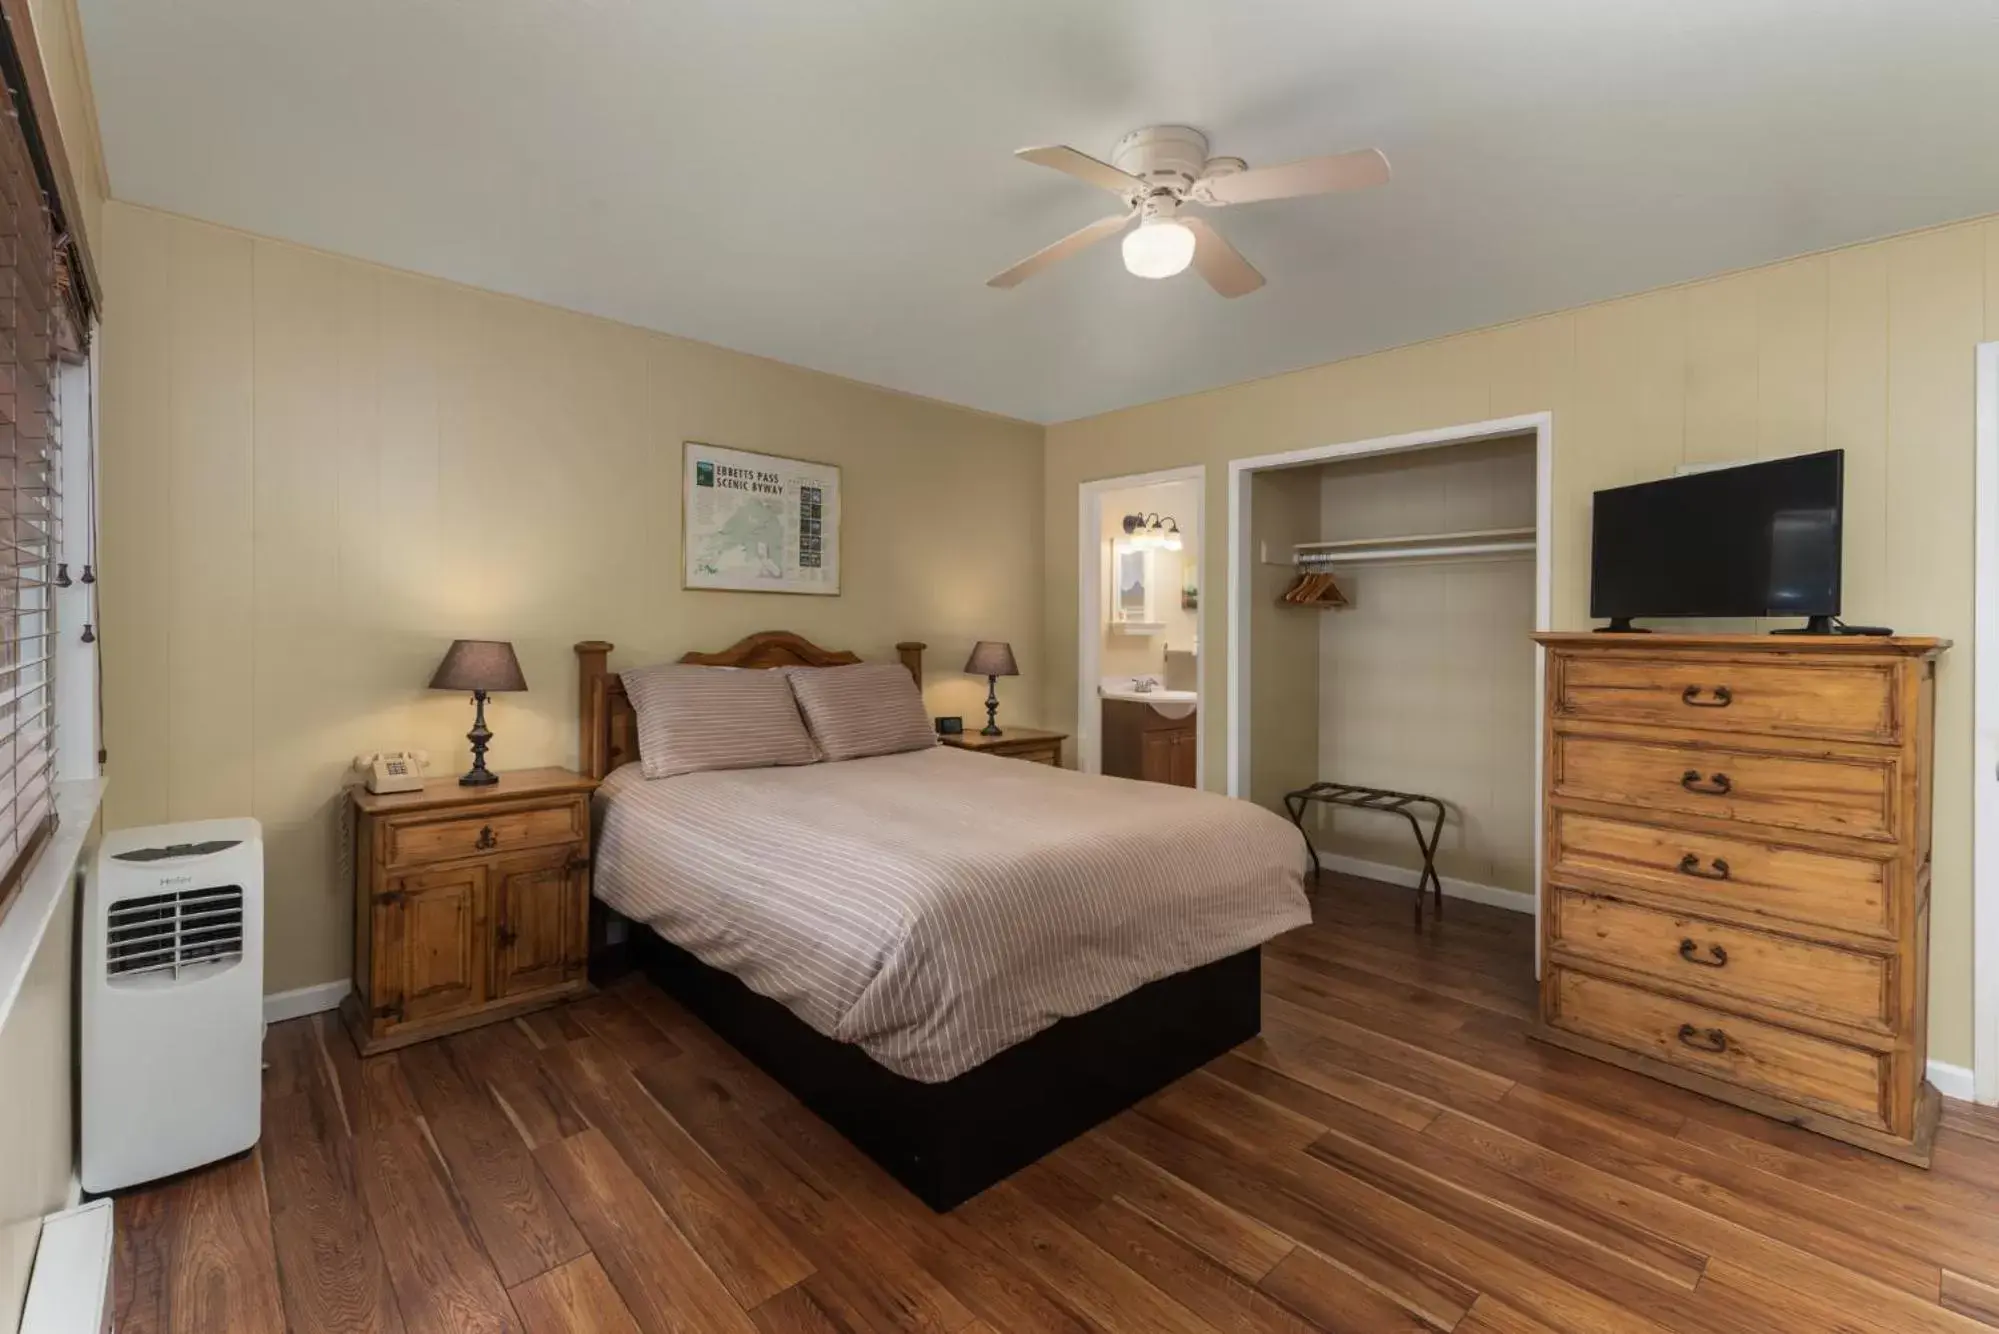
1121, 512, 1183, 552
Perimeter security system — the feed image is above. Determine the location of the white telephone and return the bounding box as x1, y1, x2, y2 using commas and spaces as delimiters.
353, 749, 430, 795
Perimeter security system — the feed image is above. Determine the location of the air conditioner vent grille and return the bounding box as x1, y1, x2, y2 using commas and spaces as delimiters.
105, 885, 244, 981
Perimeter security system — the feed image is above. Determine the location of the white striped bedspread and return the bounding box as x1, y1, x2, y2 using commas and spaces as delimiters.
592, 746, 1311, 1083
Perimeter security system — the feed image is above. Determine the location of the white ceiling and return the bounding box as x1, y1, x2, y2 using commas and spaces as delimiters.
76, 0, 1999, 423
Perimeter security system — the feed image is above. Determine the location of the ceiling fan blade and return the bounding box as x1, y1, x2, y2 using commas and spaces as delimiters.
1182, 217, 1264, 298
1015, 145, 1146, 196
1202, 147, 1390, 206
987, 210, 1135, 289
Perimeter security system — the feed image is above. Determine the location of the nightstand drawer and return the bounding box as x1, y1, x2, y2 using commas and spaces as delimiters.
382, 798, 586, 868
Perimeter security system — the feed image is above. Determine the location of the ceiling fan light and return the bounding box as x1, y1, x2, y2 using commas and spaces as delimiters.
1121, 220, 1196, 279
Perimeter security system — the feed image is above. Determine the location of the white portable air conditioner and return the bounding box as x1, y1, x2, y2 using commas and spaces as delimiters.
82, 818, 263, 1193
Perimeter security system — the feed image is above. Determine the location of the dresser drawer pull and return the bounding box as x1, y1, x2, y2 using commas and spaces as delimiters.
1681, 685, 1733, 708
1679, 769, 1732, 796
476, 824, 498, 850
1677, 938, 1729, 968
1676, 1023, 1729, 1053
1676, 852, 1731, 881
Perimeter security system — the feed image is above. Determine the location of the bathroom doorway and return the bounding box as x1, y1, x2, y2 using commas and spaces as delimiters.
1076, 466, 1206, 780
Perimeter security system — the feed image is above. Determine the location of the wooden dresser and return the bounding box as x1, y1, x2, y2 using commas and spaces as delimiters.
1533, 633, 1946, 1164
343, 767, 598, 1055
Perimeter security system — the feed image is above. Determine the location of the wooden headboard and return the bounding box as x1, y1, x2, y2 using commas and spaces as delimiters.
574, 632, 928, 780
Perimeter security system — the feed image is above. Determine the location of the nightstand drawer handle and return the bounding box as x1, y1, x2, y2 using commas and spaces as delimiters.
1679, 770, 1731, 796
476, 824, 498, 850
1681, 685, 1733, 708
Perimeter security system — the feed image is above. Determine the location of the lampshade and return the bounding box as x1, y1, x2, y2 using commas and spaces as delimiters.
429, 639, 527, 692
964, 641, 1019, 678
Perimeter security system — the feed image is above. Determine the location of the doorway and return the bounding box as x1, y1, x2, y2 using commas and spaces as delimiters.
1227, 413, 1553, 964
1076, 466, 1206, 780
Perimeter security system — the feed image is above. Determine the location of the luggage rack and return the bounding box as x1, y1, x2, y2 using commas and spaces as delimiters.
1282, 782, 1448, 926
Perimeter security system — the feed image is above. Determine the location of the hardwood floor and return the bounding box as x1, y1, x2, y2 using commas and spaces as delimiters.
114, 874, 1999, 1333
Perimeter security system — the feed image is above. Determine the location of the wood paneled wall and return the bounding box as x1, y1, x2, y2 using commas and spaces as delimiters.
1044, 213, 1999, 1067
96, 201, 1045, 995
1314, 437, 1538, 893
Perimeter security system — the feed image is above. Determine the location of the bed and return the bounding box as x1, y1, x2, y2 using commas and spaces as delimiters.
575, 632, 1310, 1209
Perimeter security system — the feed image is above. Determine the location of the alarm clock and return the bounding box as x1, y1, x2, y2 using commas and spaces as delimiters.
935, 716, 965, 736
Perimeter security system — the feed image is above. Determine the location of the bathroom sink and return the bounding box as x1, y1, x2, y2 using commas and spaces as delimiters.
1101, 687, 1198, 720
1100, 687, 1197, 704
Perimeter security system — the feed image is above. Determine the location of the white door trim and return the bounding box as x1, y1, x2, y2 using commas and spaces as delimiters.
1077, 465, 1208, 781
1974, 341, 1998, 1103
1227, 411, 1554, 969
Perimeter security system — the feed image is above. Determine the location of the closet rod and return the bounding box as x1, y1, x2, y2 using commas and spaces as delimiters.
1295, 524, 1535, 554
1297, 539, 1535, 565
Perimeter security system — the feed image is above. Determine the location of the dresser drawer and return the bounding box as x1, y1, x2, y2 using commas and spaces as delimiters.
1552, 734, 1896, 843
1553, 654, 1899, 743
382, 799, 587, 869
1548, 889, 1893, 1032
1548, 810, 1893, 938
1547, 968, 1888, 1129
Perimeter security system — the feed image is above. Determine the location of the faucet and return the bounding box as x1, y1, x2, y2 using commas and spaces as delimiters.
1131, 676, 1158, 694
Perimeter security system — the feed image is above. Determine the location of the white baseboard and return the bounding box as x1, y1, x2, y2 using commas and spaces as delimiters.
1929, 1059, 1976, 1103
264, 980, 351, 1024
1310, 849, 1537, 916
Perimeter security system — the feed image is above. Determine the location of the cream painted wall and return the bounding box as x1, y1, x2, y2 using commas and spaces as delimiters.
1097, 479, 1199, 680
1246, 468, 1322, 812
97, 201, 1045, 996
1045, 212, 1999, 1067
1312, 438, 1538, 890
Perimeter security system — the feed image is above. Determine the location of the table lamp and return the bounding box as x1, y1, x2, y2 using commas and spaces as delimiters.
429, 639, 527, 785
963, 641, 1018, 736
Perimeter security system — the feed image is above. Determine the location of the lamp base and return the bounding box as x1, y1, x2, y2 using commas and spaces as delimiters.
460, 689, 498, 786
981, 676, 1002, 736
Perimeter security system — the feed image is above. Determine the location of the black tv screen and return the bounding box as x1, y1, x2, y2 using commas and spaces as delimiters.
1590, 450, 1843, 622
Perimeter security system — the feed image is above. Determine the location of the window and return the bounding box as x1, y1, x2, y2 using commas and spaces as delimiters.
0, 78, 83, 913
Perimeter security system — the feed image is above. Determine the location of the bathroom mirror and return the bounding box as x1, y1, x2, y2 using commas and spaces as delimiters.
1110, 538, 1161, 629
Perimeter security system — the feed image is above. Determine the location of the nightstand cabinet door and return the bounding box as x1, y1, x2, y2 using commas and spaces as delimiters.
377, 864, 490, 1029
494, 845, 586, 998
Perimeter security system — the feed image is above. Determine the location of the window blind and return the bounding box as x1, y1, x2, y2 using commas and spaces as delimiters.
0, 82, 62, 907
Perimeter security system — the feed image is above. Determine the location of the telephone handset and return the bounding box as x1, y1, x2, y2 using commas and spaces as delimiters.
353, 749, 430, 795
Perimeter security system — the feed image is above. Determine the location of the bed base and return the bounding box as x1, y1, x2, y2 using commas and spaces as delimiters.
629, 927, 1262, 1211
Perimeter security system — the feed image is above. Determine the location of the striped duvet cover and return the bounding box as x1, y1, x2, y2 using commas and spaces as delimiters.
592, 745, 1311, 1082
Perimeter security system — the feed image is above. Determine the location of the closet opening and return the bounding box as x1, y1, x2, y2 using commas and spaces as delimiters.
1227, 413, 1552, 959
1076, 466, 1205, 782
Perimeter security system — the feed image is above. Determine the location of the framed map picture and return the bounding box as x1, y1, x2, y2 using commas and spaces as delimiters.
683, 442, 841, 595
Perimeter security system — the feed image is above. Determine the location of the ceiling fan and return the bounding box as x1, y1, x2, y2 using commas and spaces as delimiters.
987, 125, 1390, 298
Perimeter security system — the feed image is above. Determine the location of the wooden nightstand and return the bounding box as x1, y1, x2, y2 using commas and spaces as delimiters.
343, 767, 598, 1055
938, 726, 1067, 766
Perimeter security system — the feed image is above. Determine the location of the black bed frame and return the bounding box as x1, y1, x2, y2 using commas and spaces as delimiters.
626, 927, 1262, 1211
573, 635, 1265, 1211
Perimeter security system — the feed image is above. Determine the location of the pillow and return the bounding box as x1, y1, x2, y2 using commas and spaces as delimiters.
785, 663, 936, 761
619, 663, 818, 779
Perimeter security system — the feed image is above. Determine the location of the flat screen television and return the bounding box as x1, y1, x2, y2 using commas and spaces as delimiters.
1589, 450, 1843, 632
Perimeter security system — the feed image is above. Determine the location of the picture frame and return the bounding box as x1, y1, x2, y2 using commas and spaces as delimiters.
683, 442, 841, 595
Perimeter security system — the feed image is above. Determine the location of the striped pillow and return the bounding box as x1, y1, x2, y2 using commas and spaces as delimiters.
786, 663, 936, 762
620, 664, 819, 780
